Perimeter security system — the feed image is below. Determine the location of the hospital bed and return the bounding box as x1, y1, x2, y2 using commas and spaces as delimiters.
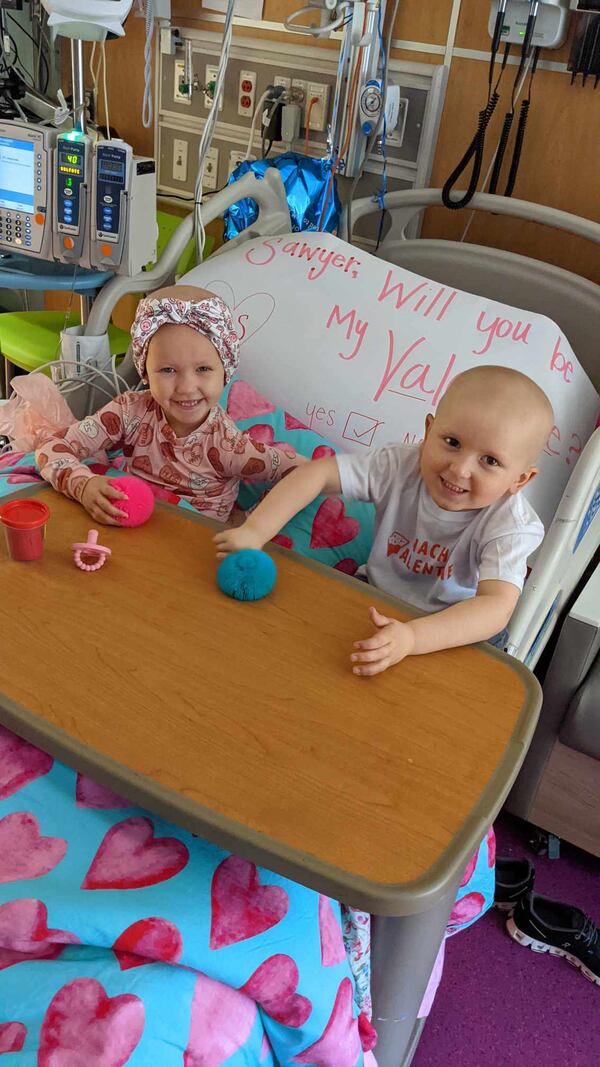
2, 171, 598, 1066
88, 171, 600, 676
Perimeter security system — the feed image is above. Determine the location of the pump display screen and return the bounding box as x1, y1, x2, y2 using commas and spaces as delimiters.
59, 147, 83, 176
99, 159, 125, 181
0, 136, 34, 213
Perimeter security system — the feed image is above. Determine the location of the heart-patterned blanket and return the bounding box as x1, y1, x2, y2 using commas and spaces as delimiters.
0, 725, 376, 1066
0, 437, 493, 1063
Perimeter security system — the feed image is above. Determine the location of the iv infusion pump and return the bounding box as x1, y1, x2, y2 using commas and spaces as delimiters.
0, 124, 54, 258
0, 121, 156, 274
54, 130, 92, 263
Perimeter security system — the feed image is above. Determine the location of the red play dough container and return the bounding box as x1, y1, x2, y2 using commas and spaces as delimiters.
0, 498, 50, 562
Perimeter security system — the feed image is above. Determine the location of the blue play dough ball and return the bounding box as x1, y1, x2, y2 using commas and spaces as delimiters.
217, 549, 277, 602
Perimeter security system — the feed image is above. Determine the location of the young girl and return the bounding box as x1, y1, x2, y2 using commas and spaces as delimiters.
35, 285, 301, 524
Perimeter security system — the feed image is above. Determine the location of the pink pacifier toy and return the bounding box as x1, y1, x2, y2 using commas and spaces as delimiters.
72, 529, 112, 572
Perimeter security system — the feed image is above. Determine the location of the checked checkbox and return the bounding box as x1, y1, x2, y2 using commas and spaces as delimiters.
342, 411, 384, 447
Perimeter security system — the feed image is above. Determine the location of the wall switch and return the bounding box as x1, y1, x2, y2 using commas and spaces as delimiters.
172, 137, 188, 182
174, 60, 191, 105
203, 147, 219, 191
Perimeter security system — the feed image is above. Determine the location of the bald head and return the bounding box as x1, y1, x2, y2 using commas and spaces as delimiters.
438, 366, 554, 465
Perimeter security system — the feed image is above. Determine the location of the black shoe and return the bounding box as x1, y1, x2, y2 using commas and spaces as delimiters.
494, 857, 535, 912
507, 892, 600, 986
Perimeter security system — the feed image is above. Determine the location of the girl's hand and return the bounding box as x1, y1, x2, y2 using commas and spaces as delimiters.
214, 523, 265, 558
81, 476, 128, 525
351, 606, 416, 677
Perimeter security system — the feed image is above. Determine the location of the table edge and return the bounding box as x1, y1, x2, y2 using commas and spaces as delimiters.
0, 484, 543, 913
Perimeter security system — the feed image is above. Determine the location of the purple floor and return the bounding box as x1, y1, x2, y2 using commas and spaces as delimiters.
413, 814, 600, 1067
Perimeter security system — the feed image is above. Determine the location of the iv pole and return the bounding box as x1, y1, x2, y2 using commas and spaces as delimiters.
70, 38, 90, 322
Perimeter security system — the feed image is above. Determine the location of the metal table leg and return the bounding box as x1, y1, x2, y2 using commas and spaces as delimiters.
370, 874, 462, 1067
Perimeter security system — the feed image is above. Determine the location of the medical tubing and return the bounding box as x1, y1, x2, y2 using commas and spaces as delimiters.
441, 91, 500, 210
142, 0, 154, 128
343, 0, 400, 239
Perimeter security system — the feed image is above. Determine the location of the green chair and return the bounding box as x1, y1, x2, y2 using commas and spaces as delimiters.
0, 311, 131, 397
152, 209, 214, 277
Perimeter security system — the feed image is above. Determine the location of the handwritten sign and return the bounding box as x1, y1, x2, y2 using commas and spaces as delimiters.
187, 232, 599, 530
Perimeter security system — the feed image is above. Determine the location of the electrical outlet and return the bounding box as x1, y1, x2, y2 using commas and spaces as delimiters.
204, 65, 223, 110
173, 60, 191, 105
203, 147, 219, 191
238, 70, 257, 118
172, 137, 188, 182
291, 78, 308, 124
386, 97, 409, 147
306, 82, 330, 133
274, 75, 291, 93
229, 149, 254, 174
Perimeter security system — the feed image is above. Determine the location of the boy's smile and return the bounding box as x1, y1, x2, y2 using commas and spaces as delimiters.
418, 369, 554, 512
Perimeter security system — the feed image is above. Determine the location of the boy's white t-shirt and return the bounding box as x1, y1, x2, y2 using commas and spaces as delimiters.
337, 444, 545, 613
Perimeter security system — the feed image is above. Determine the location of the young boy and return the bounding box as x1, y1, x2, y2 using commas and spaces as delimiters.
215, 366, 555, 673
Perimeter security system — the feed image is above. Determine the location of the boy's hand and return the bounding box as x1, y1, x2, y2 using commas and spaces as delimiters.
214, 523, 265, 558
351, 606, 416, 676
81, 476, 128, 525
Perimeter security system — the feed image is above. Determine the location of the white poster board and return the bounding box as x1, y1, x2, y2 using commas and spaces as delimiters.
188, 231, 599, 530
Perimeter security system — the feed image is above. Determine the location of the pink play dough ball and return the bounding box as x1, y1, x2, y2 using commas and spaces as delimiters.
110, 476, 155, 527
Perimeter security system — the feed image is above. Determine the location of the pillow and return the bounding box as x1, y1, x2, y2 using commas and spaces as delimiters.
221, 378, 374, 576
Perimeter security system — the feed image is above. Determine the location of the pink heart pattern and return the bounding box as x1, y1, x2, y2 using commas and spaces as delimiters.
486, 826, 496, 868
248, 423, 275, 446
271, 533, 294, 550
112, 917, 183, 971
0, 1022, 26, 1054
284, 412, 310, 432
227, 381, 276, 422
184, 973, 257, 1067
240, 954, 312, 1027
312, 446, 336, 460
0, 451, 26, 469
310, 499, 360, 550
210, 856, 289, 949
318, 897, 346, 967
0, 725, 53, 800
82, 817, 189, 890
0, 812, 67, 884
459, 846, 479, 888
75, 773, 130, 810
292, 978, 361, 1066
333, 558, 359, 576
0, 898, 79, 970
448, 891, 485, 927
7, 473, 41, 484
38, 978, 144, 1067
